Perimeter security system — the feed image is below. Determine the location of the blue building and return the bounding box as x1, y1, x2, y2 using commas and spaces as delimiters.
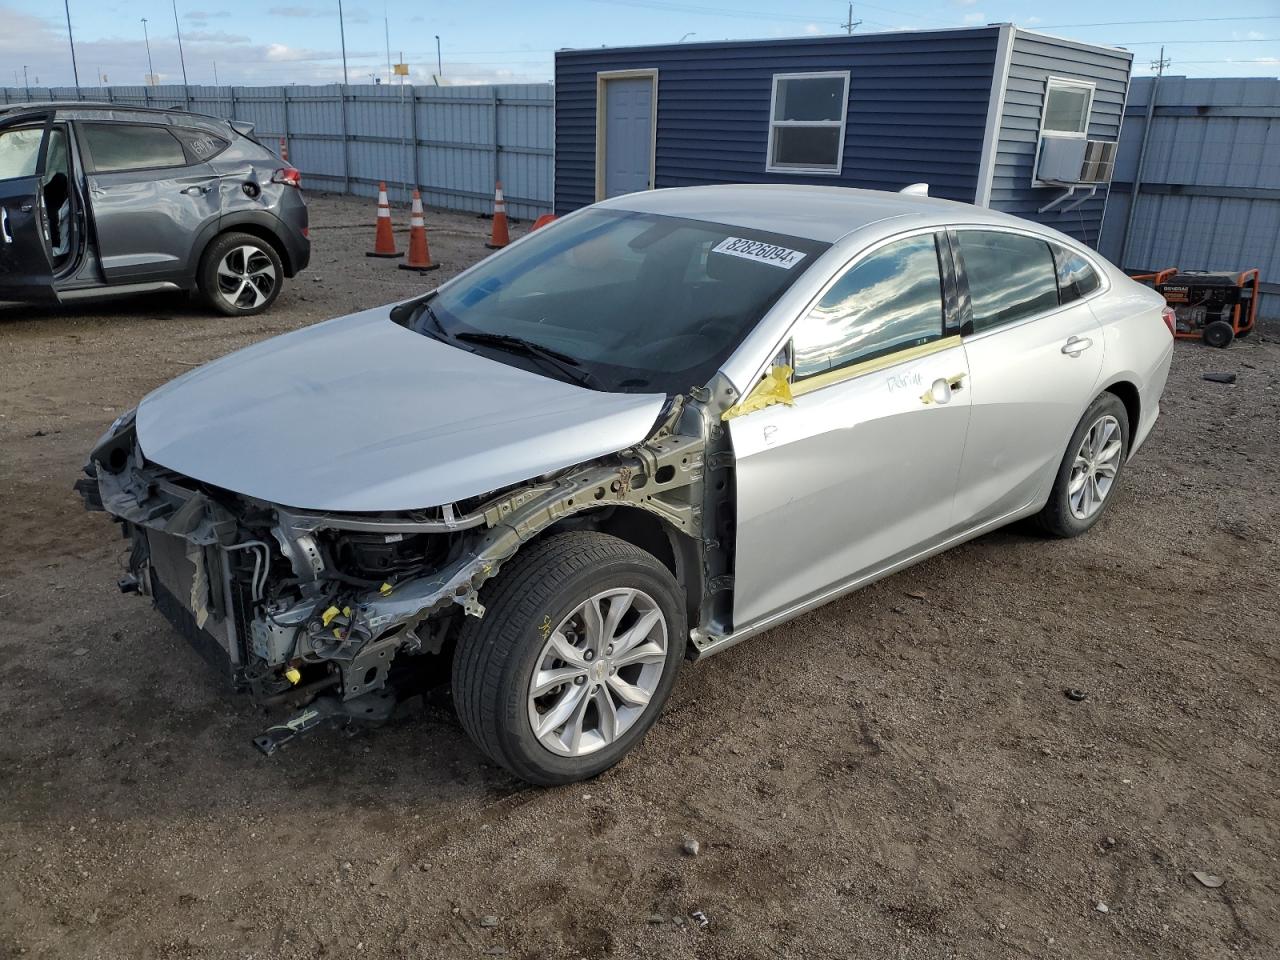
554, 25, 1133, 247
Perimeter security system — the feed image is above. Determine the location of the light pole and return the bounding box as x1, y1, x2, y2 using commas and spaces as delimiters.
172, 0, 189, 87
336, 0, 349, 84
64, 0, 82, 93
434, 35, 442, 78
23, 65, 30, 99
141, 18, 155, 84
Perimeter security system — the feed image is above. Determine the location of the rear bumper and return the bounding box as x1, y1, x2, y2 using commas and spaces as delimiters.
1131, 339, 1174, 458
278, 216, 310, 277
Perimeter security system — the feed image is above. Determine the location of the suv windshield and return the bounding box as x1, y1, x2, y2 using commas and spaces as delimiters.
406, 209, 829, 394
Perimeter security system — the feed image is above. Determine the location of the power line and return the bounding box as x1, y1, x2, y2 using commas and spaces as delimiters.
1115, 38, 1279, 45
1039, 15, 1280, 28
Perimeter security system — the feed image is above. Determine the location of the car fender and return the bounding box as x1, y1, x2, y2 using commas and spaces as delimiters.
188, 209, 295, 276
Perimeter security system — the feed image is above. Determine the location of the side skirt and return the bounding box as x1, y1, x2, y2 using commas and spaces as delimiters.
691, 499, 1040, 661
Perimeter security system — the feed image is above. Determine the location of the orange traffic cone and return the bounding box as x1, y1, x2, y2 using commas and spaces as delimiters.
366, 182, 402, 259
485, 180, 511, 249
530, 213, 557, 231
279, 136, 288, 163
398, 190, 439, 273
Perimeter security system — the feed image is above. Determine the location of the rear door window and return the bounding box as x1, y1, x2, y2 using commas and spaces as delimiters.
956, 230, 1059, 333
80, 122, 187, 173
1052, 244, 1101, 303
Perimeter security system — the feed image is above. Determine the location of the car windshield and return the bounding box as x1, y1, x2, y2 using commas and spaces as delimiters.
405, 209, 830, 394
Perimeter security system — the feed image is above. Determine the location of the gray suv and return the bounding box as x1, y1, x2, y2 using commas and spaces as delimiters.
0, 103, 309, 315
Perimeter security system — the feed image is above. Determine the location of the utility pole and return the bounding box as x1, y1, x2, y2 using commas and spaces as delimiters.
1150, 45, 1170, 76
23, 65, 30, 99
841, 3, 861, 34
212, 61, 218, 85
64, 0, 81, 92
141, 18, 155, 84
173, 0, 189, 87
337, 0, 349, 84
435, 35, 442, 79
384, 2, 392, 84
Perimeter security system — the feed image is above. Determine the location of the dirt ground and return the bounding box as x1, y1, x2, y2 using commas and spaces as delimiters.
1, 194, 1277, 960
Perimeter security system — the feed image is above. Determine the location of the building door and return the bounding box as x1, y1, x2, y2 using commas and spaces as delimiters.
597, 71, 656, 200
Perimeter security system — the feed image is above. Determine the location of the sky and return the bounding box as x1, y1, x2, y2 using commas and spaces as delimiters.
3, 0, 1278, 89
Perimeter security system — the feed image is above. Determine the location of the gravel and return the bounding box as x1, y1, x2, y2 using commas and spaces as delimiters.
0, 194, 1277, 959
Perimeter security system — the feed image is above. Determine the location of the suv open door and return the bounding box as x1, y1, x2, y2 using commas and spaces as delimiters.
0, 115, 56, 301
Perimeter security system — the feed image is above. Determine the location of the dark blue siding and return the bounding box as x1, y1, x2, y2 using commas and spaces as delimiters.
555, 30, 1001, 215
991, 31, 1133, 247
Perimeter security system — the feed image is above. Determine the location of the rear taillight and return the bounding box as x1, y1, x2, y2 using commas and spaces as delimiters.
1160, 305, 1176, 337
272, 166, 302, 188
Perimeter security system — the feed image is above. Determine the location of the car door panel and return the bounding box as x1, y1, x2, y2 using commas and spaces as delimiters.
77, 122, 222, 283
0, 174, 55, 300
730, 343, 972, 627
87, 166, 221, 281
0, 116, 56, 301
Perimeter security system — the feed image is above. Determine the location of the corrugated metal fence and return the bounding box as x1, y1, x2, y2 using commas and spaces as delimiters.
1, 83, 554, 220
1099, 76, 1280, 321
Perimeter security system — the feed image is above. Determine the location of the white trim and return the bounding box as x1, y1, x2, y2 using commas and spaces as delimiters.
594, 69, 658, 204
765, 70, 851, 176
974, 23, 1014, 208
1033, 76, 1097, 187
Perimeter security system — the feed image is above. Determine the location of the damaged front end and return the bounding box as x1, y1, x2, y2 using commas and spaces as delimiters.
77, 386, 737, 754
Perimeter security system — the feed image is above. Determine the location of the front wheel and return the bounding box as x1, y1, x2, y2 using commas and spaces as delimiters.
198, 232, 284, 316
451, 532, 685, 785
1033, 393, 1129, 538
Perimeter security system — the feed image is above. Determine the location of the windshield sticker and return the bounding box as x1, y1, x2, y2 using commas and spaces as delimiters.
711, 237, 807, 269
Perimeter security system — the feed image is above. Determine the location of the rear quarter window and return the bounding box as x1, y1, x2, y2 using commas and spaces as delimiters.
1053, 245, 1102, 303
172, 127, 230, 163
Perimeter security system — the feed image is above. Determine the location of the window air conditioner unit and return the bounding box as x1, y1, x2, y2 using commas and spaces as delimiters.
1036, 134, 1117, 185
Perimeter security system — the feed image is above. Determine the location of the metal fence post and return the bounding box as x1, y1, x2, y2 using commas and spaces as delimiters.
282, 85, 291, 160
1118, 75, 1160, 271
491, 87, 500, 191
410, 85, 420, 198
229, 85, 237, 121
339, 84, 351, 195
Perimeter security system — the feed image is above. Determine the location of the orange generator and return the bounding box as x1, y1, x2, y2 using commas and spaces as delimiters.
1131, 267, 1260, 348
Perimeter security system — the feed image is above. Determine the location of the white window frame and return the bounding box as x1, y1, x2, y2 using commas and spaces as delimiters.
766, 71, 851, 176
1033, 76, 1097, 187
1039, 76, 1096, 138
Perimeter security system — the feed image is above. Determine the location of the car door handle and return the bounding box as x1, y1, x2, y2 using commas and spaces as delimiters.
920, 373, 965, 405
1062, 336, 1094, 357
180, 185, 210, 196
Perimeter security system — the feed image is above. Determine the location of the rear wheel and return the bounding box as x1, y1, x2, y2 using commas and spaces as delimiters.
198, 232, 283, 316
451, 532, 684, 785
1033, 393, 1129, 538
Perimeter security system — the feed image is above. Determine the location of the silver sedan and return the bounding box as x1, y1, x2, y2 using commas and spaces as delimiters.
81, 184, 1174, 784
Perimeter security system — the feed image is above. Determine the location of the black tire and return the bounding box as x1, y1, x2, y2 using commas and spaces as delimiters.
1033, 392, 1130, 539
451, 531, 685, 785
197, 231, 284, 317
1203, 320, 1235, 349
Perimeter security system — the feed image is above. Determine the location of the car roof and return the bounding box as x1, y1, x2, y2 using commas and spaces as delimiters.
0, 101, 228, 128
598, 183, 1036, 244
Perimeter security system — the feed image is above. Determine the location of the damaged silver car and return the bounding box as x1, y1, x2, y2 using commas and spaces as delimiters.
79, 184, 1174, 784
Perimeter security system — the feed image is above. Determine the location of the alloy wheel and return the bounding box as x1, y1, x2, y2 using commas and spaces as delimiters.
527, 587, 668, 757
1068, 414, 1122, 520
216, 244, 277, 310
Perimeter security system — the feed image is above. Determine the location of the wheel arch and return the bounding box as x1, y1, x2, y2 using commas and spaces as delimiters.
1101, 379, 1141, 453
517, 505, 703, 651
194, 214, 295, 278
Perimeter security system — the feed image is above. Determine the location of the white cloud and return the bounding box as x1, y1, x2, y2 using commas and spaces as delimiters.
962, 12, 985, 24
954, 0, 979, 5
803, 22, 823, 35
183, 30, 251, 44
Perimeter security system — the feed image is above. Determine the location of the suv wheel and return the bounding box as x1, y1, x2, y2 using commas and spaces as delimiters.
451, 532, 685, 785
1034, 392, 1129, 538
198, 232, 283, 316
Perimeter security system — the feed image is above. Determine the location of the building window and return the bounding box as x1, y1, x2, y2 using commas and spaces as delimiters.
1041, 77, 1095, 137
767, 71, 850, 175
